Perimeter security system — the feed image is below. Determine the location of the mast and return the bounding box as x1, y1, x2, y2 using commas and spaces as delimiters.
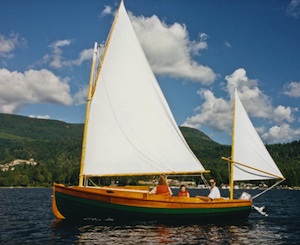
79, 42, 98, 187
79, 2, 123, 186
229, 89, 237, 200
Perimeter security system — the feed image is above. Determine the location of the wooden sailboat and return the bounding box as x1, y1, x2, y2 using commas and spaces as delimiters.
52, 1, 283, 221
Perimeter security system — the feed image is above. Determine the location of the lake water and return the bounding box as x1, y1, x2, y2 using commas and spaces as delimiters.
0, 187, 299, 244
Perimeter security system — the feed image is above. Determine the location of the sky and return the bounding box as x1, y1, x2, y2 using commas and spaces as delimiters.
1, 0, 300, 145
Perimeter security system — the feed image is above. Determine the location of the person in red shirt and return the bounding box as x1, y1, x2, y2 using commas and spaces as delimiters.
177, 185, 190, 197
149, 175, 173, 196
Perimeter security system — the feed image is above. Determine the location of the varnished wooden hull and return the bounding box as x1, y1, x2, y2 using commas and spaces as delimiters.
52, 183, 252, 221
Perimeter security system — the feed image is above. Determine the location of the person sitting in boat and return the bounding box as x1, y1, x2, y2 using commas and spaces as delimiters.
177, 184, 190, 197
198, 178, 221, 201
149, 175, 173, 196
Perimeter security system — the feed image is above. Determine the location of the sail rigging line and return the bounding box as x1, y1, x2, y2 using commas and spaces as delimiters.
222, 157, 285, 180
87, 177, 100, 187
251, 178, 285, 200
200, 173, 209, 187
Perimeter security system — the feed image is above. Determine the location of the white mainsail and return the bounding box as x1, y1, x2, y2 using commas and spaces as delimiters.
83, 1, 205, 176
232, 90, 284, 181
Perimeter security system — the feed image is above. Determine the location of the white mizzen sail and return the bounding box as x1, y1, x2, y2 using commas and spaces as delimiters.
232, 90, 284, 181
83, 1, 205, 176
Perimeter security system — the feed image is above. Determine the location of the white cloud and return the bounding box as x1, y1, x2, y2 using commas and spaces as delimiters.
35, 7, 217, 85
29, 115, 50, 120
183, 89, 232, 132
262, 124, 300, 144
64, 48, 94, 66
190, 33, 209, 55
100, 5, 113, 17
76, 48, 94, 64
283, 81, 300, 98
129, 14, 216, 84
36, 40, 95, 68
225, 68, 273, 118
255, 126, 265, 135
44, 39, 72, 68
224, 41, 232, 48
73, 86, 88, 105
286, 0, 300, 18
183, 68, 299, 143
0, 33, 26, 58
0, 68, 72, 114
273, 105, 294, 123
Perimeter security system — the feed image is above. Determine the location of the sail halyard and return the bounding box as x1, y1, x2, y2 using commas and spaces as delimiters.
82, 1, 206, 177
79, 42, 98, 187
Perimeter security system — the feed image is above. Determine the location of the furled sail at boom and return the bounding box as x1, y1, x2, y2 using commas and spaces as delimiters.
83, 1, 205, 176
232, 90, 284, 181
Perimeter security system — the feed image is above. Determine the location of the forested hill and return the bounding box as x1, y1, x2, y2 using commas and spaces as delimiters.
0, 113, 83, 140
0, 113, 299, 187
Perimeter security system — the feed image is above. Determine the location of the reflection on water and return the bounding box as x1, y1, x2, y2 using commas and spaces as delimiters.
1, 188, 300, 244
50, 216, 289, 244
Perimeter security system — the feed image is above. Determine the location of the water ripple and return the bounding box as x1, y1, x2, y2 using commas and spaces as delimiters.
1, 188, 300, 244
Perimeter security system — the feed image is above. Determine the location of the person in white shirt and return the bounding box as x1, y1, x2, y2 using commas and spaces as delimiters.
208, 178, 221, 200
197, 178, 221, 201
